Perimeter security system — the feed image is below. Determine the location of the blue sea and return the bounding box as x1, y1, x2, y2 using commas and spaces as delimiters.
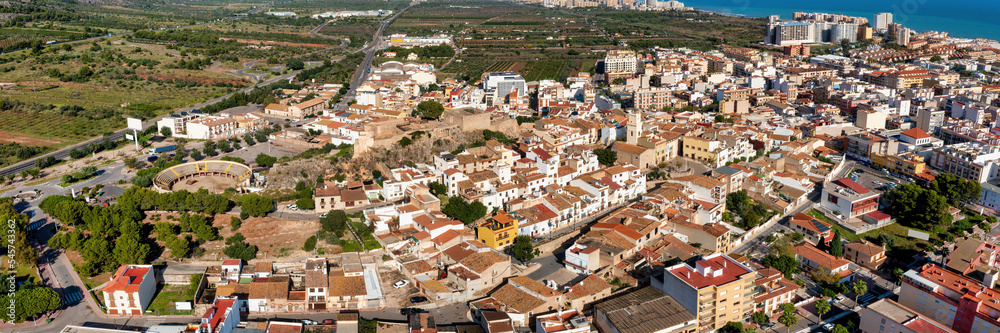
683, 0, 1000, 41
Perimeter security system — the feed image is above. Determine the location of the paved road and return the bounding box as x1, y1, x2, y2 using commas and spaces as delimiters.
333, 1, 417, 111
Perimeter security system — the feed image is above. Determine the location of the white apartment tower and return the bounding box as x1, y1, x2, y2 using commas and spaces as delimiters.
604, 50, 638, 75
873, 12, 892, 32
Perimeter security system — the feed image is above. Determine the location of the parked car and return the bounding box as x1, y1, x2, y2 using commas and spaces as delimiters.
822, 323, 834, 331
761, 323, 776, 330
833, 295, 845, 303
410, 296, 428, 304
301, 319, 318, 325
393, 280, 409, 289
321, 319, 335, 325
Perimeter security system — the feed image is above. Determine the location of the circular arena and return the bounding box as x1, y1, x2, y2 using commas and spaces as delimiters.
153, 160, 253, 193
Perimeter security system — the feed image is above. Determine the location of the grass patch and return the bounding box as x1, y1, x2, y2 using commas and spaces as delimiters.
146, 285, 194, 316
808, 209, 860, 241
340, 238, 362, 252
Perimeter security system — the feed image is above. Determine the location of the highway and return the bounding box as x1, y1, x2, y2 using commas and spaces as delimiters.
333, 0, 418, 111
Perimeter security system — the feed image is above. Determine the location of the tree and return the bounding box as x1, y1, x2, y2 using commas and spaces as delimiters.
832, 325, 849, 333
202, 140, 216, 156
303, 236, 317, 251
285, 58, 305, 70
165, 236, 190, 258
223, 233, 258, 261
594, 148, 617, 166
239, 194, 274, 217
160, 126, 172, 137
762, 254, 800, 279
428, 182, 447, 197
720, 322, 753, 333
217, 140, 231, 153
930, 55, 943, 62
890, 183, 951, 230
0, 285, 61, 323
230, 216, 242, 230
255, 153, 277, 167
190, 149, 203, 160
295, 197, 315, 210
509, 236, 539, 262
612, 77, 624, 85
778, 303, 798, 333
320, 210, 348, 233
442, 197, 487, 224
113, 234, 150, 265
123, 157, 140, 169
815, 299, 831, 323
78, 66, 92, 77
929, 173, 983, 205
415, 100, 444, 119
829, 230, 843, 257
852, 280, 867, 305
752, 312, 770, 325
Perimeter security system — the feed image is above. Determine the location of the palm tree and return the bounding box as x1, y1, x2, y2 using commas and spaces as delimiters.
815, 299, 831, 323
778, 309, 798, 333
852, 280, 868, 305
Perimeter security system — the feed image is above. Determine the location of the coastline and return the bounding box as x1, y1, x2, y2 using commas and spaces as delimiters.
681, 2, 1000, 42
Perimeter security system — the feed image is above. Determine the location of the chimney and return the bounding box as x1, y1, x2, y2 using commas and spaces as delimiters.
686, 271, 690, 278
723, 260, 727, 267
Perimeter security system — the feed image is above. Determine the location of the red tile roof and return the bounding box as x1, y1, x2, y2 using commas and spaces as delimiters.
835, 178, 870, 194
668, 255, 752, 289
900, 128, 931, 139
104, 265, 151, 294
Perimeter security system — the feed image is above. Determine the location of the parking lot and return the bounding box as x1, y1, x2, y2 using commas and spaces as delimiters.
844, 164, 906, 195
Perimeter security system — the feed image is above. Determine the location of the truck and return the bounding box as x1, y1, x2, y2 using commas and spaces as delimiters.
152, 144, 177, 154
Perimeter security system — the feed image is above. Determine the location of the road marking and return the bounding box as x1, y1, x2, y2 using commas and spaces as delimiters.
63, 292, 83, 304
27, 221, 45, 231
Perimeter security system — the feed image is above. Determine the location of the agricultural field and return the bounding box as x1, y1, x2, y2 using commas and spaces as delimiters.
266, 0, 410, 16
399, 0, 610, 82
576, 9, 767, 50
0, 37, 247, 146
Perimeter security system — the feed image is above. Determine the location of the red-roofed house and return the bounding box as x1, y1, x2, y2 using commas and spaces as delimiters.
794, 243, 854, 283
103, 265, 156, 315
900, 128, 933, 145
656, 253, 757, 331
789, 213, 834, 246
199, 296, 247, 333
821, 178, 881, 220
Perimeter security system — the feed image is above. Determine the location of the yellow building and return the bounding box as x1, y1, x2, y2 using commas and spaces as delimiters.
870, 152, 926, 176
638, 132, 682, 164
682, 136, 726, 167
477, 211, 519, 248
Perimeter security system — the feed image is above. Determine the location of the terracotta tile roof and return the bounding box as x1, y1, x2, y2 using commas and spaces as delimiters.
509, 276, 561, 298
565, 275, 612, 300
612, 141, 648, 155
304, 270, 328, 288
794, 243, 851, 270
489, 283, 546, 314
328, 272, 366, 297
461, 252, 508, 274
104, 265, 151, 294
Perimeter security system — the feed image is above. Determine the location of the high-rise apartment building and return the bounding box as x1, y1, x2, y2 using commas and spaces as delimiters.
873, 12, 892, 32
654, 253, 757, 332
